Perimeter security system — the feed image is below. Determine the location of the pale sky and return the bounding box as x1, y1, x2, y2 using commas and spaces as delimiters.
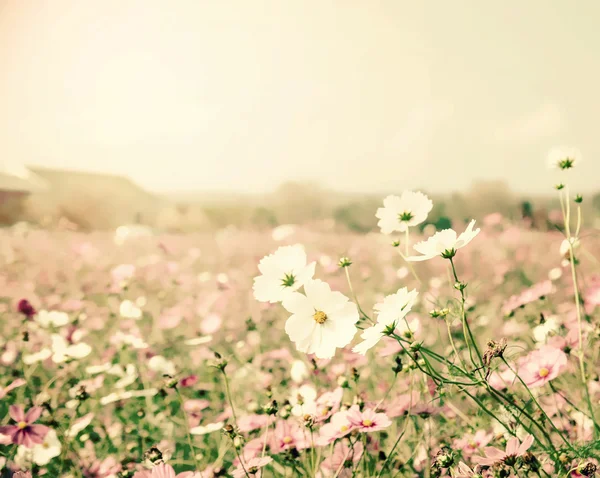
0, 1, 599, 194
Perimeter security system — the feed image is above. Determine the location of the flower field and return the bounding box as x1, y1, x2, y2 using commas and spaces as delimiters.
1, 162, 599, 477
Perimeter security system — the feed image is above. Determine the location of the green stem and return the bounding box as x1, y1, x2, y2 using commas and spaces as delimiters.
560, 188, 598, 438
344, 267, 370, 321
175, 388, 201, 472
448, 257, 483, 367
502, 359, 575, 452
222, 370, 238, 424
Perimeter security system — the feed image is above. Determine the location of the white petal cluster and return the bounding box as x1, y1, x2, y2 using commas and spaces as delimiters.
353, 288, 418, 355
375, 191, 433, 234
253, 245, 316, 303
407, 220, 480, 262
282, 279, 359, 359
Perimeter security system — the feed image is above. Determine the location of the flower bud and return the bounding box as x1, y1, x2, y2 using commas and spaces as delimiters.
144, 447, 163, 464
338, 257, 352, 268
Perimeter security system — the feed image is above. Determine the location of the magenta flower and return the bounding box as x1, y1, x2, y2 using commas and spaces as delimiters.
346, 406, 391, 432
17, 299, 36, 318
473, 435, 534, 466
0, 405, 49, 448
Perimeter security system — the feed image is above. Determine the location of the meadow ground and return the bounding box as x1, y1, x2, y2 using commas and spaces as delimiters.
0, 214, 599, 477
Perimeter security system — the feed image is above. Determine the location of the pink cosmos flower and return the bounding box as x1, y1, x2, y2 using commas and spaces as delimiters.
0, 405, 49, 448
237, 414, 275, 433
134, 463, 202, 478
319, 441, 364, 477
179, 375, 198, 388
182, 399, 210, 427
487, 367, 516, 390
453, 430, 493, 456
231, 456, 272, 478
382, 391, 421, 418
318, 410, 354, 445
13, 472, 33, 478
473, 435, 534, 466
501, 280, 553, 316
269, 420, 307, 454
82, 455, 122, 477
346, 406, 391, 432
569, 458, 599, 477
0, 378, 27, 399
314, 387, 343, 422
518, 346, 568, 388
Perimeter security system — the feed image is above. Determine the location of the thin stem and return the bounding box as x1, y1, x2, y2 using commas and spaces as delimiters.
333, 438, 356, 478
445, 319, 467, 370
344, 267, 370, 320
488, 387, 557, 457
376, 429, 407, 478
232, 444, 251, 478
175, 388, 202, 473
222, 370, 238, 424
502, 359, 575, 452
560, 188, 597, 437
261, 419, 270, 457
448, 257, 482, 367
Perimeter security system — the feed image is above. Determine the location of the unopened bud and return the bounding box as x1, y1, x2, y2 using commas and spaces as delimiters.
338, 257, 352, 268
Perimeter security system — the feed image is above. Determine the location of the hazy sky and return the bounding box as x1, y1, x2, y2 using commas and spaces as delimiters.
1, 1, 599, 194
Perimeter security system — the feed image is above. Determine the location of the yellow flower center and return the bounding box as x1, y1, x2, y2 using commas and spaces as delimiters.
539, 367, 550, 378
340, 425, 348, 432
313, 310, 328, 324
17, 421, 27, 430
361, 419, 373, 427
282, 436, 293, 444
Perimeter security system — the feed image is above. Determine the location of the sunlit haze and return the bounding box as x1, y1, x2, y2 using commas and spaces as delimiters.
1, 1, 599, 194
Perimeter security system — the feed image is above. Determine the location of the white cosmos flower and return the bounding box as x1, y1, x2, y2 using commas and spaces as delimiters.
51, 334, 92, 363
282, 279, 359, 359
148, 355, 176, 376
374, 288, 419, 326
253, 245, 316, 303
353, 288, 418, 355
559, 237, 579, 257
85, 363, 112, 374
99, 388, 158, 405
289, 384, 318, 416
547, 147, 581, 170
119, 300, 142, 319
533, 316, 559, 343
111, 331, 148, 349
35, 310, 69, 328
23, 348, 52, 365
407, 220, 480, 262
190, 421, 225, 435
375, 191, 433, 234
290, 360, 309, 383
16, 429, 61, 466
112, 364, 138, 389
66, 413, 94, 438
